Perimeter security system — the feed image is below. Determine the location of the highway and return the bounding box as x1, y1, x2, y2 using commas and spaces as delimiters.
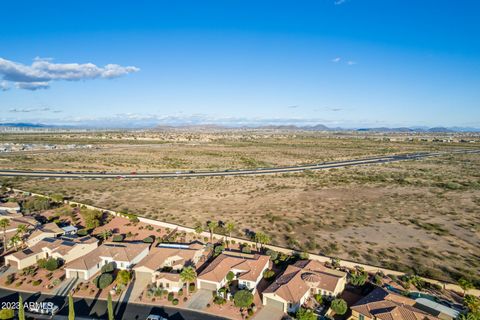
0, 149, 478, 179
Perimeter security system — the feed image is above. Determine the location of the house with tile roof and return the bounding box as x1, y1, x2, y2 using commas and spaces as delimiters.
349, 287, 440, 320
197, 252, 270, 293
26, 222, 66, 247
133, 242, 207, 292
0, 201, 21, 214
262, 260, 347, 313
65, 242, 150, 280
4, 236, 98, 270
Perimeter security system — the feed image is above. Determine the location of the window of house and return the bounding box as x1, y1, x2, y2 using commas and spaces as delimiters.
359, 314, 365, 320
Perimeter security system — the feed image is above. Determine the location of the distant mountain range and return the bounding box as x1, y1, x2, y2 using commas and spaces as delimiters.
0, 122, 479, 132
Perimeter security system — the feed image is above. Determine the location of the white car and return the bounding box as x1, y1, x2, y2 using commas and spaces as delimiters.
146, 315, 167, 320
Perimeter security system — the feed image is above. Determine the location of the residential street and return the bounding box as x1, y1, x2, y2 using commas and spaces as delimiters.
0, 288, 229, 320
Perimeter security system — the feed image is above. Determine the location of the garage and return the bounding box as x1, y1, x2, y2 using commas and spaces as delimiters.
197, 280, 218, 291
5, 258, 18, 269
265, 297, 285, 312
67, 270, 87, 280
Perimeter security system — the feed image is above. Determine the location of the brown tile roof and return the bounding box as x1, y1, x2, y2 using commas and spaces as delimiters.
134, 243, 203, 272
156, 272, 181, 282
10, 236, 97, 260
66, 242, 149, 271
263, 260, 346, 303
351, 287, 439, 320
198, 252, 269, 283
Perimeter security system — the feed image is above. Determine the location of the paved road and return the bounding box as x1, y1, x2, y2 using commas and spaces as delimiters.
0, 149, 478, 179
0, 288, 228, 320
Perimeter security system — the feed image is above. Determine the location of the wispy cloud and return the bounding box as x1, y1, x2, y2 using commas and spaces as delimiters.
0, 57, 139, 90
0, 80, 9, 91
9, 107, 61, 113
334, 0, 347, 5
288, 105, 300, 109
332, 57, 341, 63
347, 60, 357, 65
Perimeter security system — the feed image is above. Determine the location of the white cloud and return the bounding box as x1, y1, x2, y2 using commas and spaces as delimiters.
0, 57, 139, 90
9, 107, 60, 113
0, 80, 9, 91
334, 0, 347, 5
347, 60, 357, 65
332, 57, 341, 63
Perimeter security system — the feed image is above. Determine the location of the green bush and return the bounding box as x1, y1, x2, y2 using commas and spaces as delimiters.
112, 234, 124, 242
77, 229, 88, 236
101, 262, 115, 273
331, 298, 348, 315
32, 279, 42, 286
167, 292, 174, 301
0, 308, 14, 320
234, 290, 253, 308
143, 236, 154, 243
97, 273, 114, 289
178, 288, 183, 296
117, 270, 131, 286
263, 269, 275, 280
189, 283, 196, 292
172, 298, 179, 305
214, 296, 226, 305
38, 258, 59, 271
296, 307, 317, 320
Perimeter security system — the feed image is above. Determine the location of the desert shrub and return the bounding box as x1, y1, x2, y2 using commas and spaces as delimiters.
296, 307, 317, 320
214, 296, 226, 305
101, 262, 115, 273
77, 229, 88, 236
178, 288, 183, 296
97, 273, 114, 289
112, 234, 124, 242
241, 246, 251, 254
263, 269, 275, 280
143, 236, 154, 243
167, 292, 174, 301
117, 270, 131, 286
0, 308, 14, 320
38, 258, 59, 271
32, 279, 42, 286
314, 293, 323, 304
5, 274, 15, 285
172, 298, 179, 305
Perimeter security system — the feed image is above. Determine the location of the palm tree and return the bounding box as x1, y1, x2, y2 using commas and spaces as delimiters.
225, 222, 235, 248
9, 234, 21, 251
18, 294, 25, 320
0, 218, 10, 252
194, 225, 203, 237
254, 232, 270, 251
101, 229, 112, 241
107, 292, 114, 320
207, 221, 218, 243
68, 293, 75, 320
16, 224, 28, 246
180, 266, 197, 294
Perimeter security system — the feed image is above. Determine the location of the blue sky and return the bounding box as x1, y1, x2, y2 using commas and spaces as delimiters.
1, 0, 479, 128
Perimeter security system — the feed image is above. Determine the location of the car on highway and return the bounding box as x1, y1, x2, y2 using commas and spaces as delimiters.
146, 315, 167, 320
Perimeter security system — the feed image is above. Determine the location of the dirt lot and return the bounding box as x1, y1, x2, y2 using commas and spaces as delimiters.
0, 131, 479, 284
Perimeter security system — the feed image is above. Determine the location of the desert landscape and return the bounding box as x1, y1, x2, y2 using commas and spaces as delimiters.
1, 130, 479, 285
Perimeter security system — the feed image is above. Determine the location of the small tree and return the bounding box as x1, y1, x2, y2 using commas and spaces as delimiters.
459, 278, 474, 296
464, 295, 480, 313
226, 271, 235, 282
97, 273, 114, 289
16, 224, 28, 246
9, 234, 21, 251
107, 292, 114, 320
234, 290, 253, 308
18, 294, 25, 320
296, 307, 317, 320
117, 270, 131, 286
100, 229, 112, 241
254, 232, 271, 250
331, 298, 348, 315
180, 266, 197, 294
68, 293, 75, 320
194, 224, 203, 235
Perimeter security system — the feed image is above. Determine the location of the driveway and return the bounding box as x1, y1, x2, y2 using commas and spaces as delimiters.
253, 306, 285, 320
186, 289, 213, 310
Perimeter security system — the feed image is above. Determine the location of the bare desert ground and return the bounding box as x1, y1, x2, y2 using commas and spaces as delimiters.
1, 131, 479, 285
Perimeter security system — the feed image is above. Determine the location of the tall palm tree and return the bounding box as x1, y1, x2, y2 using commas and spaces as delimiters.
207, 221, 218, 243
225, 222, 235, 248
0, 218, 10, 252
180, 266, 197, 294
68, 293, 75, 320
107, 292, 114, 320
254, 232, 270, 251
16, 224, 28, 246
9, 234, 21, 251
18, 294, 25, 320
